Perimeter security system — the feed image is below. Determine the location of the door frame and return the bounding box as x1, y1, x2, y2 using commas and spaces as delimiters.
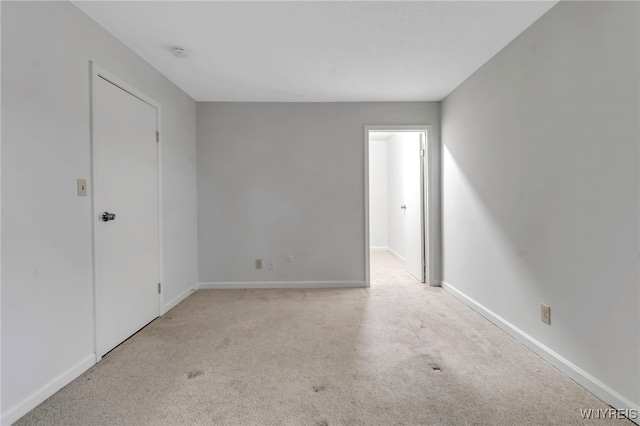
364, 125, 436, 287
89, 62, 163, 362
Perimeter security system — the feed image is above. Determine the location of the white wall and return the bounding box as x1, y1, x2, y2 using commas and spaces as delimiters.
442, 0, 639, 412
0, 2, 4, 417
1, 2, 198, 422
197, 102, 440, 286
386, 133, 404, 259
385, 131, 425, 262
368, 140, 388, 249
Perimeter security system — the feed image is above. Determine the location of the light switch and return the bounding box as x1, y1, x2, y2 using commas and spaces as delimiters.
77, 179, 87, 196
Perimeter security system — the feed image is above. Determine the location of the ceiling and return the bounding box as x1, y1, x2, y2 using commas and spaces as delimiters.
73, 1, 557, 102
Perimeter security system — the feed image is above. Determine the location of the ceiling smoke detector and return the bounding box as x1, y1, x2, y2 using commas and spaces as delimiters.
172, 47, 190, 59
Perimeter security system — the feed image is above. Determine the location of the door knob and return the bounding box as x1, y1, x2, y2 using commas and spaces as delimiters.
101, 212, 116, 222
401, 205, 407, 210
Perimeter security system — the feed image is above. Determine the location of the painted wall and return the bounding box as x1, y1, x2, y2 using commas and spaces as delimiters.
387, 133, 404, 259
386, 132, 424, 263
368, 139, 388, 249
197, 102, 440, 286
1, 2, 198, 422
442, 0, 639, 412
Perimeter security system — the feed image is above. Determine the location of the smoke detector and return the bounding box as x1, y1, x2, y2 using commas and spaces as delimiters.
172, 47, 190, 59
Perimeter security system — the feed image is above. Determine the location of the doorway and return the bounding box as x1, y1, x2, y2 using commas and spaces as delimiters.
91, 64, 162, 359
365, 126, 432, 287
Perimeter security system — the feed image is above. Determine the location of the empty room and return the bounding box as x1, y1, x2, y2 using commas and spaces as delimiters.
1, 1, 638, 425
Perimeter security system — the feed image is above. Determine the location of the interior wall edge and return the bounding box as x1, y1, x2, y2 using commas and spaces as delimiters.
162, 283, 199, 315
387, 248, 405, 263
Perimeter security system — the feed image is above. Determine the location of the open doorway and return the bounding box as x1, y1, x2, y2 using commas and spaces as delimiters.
365, 126, 433, 287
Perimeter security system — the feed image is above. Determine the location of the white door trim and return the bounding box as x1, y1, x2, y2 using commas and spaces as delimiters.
364, 125, 437, 287
89, 62, 164, 362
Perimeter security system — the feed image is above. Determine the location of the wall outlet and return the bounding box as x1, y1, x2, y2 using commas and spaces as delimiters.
255, 258, 262, 269
540, 304, 551, 325
268, 260, 275, 270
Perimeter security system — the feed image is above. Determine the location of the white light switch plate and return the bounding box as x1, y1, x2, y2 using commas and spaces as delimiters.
77, 179, 87, 196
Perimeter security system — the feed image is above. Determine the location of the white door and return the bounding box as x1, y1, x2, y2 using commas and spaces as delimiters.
403, 132, 425, 282
93, 75, 160, 357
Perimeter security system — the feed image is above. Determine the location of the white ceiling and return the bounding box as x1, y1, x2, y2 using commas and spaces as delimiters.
73, 1, 557, 102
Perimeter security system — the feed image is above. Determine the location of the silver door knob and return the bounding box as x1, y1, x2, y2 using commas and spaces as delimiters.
101, 212, 116, 222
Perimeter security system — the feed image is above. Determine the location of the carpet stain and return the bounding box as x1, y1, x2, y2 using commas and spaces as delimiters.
187, 370, 204, 379
312, 385, 327, 392
315, 419, 329, 426
217, 337, 231, 349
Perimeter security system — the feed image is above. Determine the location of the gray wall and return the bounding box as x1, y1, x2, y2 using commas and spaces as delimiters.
197, 102, 440, 285
1, 2, 198, 421
442, 1, 639, 410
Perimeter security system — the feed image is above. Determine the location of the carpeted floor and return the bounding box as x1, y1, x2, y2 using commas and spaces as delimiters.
15, 251, 630, 425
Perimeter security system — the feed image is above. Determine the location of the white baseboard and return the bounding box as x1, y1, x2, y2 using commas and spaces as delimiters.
1, 354, 95, 425
388, 247, 405, 262
441, 281, 640, 422
162, 283, 198, 314
199, 281, 366, 290
370, 246, 389, 251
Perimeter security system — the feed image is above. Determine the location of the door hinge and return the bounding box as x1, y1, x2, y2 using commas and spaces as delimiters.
157, 283, 161, 294
420, 149, 425, 157
156, 131, 160, 143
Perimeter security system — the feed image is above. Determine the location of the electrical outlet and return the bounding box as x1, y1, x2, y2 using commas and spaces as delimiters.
255, 258, 262, 269
540, 304, 551, 325
268, 260, 275, 270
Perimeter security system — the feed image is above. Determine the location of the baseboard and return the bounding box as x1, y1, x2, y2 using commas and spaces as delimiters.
388, 247, 405, 262
1, 354, 95, 425
441, 281, 640, 423
162, 283, 198, 314
199, 281, 366, 289
370, 246, 389, 251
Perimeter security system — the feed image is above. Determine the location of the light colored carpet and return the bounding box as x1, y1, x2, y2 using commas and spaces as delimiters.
15, 251, 630, 425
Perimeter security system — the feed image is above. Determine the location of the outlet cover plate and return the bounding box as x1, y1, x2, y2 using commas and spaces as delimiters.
540, 304, 551, 325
